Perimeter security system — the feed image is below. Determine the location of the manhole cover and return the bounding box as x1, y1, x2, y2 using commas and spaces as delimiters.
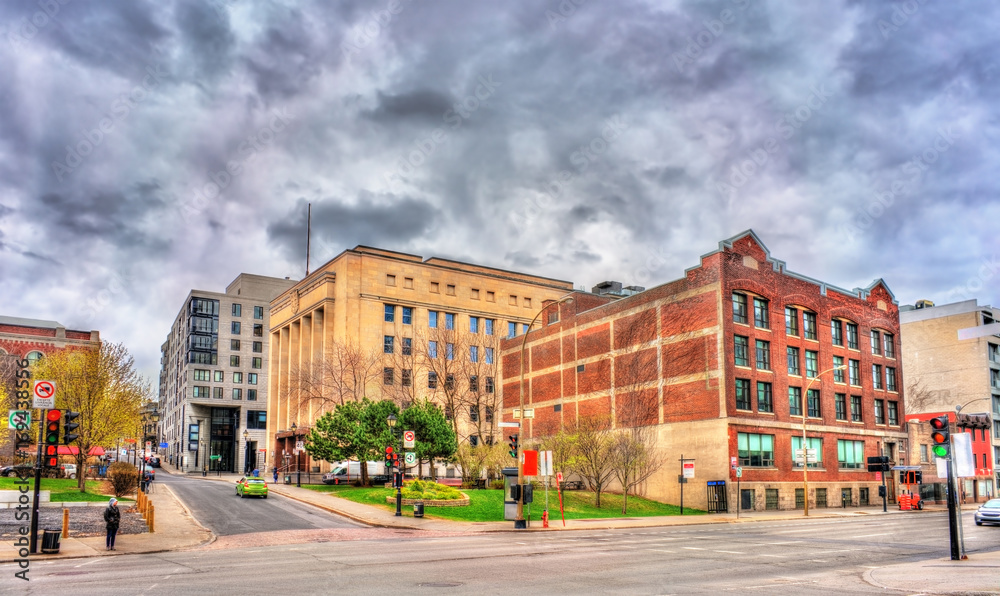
418, 582, 463, 588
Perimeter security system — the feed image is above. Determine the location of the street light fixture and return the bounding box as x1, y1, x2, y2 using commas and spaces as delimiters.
516, 293, 575, 529
800, 364, 846, 517
387, 414, 401, 517
291, 422, 300, 487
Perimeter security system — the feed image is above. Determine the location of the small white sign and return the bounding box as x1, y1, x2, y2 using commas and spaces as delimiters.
8, 410, 30, 428
498, 422, 520, 428
682, 462, 695, 479
403, 430, 415, 448
32, 380, 56, 409
405, 452, 416, 465
540, 450, 553, 476
736, 467, 742, 478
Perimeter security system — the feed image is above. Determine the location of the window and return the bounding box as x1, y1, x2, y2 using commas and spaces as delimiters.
485, 319, 494, 336
807, 389, 821, 417
851, 395, 862, 422
428, 371, 438, 389
789, 387, 802, 416
469, 406, 479, 422
547, 310, 559, 325
401, 369, 411, 387
838, 440, 864, 469
470, 346, 479, 363
383, 367, 394, 385
384, 305, 395, 322
446, 343, 454, 361
194, 369, 210, 381
402, 337, 412, 356
805, 350, 818, 378
992, 369, 1000, 389
920, 444, 928, 463
404, 277, 413, 289
835, 393, 847, 420
732, 293, 748, 324
753, 297, 769, 329
469, 435, 479, 447
214, 370, 224, 382
873, 364, 883, 389
193, 386, 210, 398
252, 341, 262, 353
487, 291, 495, 302
428, 341, 437, 358
445, 374, 455, 391
253, 324, 263, 337
233, 372, 243, 383
254, 306, 264, 319
471, 288, 480, 299
232, 388, 242, 400
875, 399, 885, 424
384, 336, 394, 354
486, 406, 494, 422
445, 313, 455, 330
250, 386, 260, 399
485, 377, 495, 393
485, 347, 494, 364
469, 377, 479, 395
431, 282, 440, 293
247, 410, 266, 429
833, 356, 845, 382
846, 322, 859, 349
252, 357, 262, 369
792, 436, 823, 468
248, 373, 257, 385
757, 382, 773, 412
213, 387, 224, 399
508, 322, 516, 338
870, 330, 881, 355
787, 347, 800, 376
849, 359, 860, 386
447, 284, 456, 296
470, 317, 479, 333
989, 343, 999, 364
231, 321, 241, 334
734, 336, 750, 367
524, 297, 532, 308
831, 320, 843, 346
736, 379, 751, 410
509, 295, 518, 306
232, 303, 242, 316
738, 432, 774, 467
230, 355, 240, 367
755, 340, 770, 370
803, 312, 817, 340
25, 350, 44, 365
785, 307, 799, 336
888, 401, 898, 425
386, 274, 396, 286
429, 311, 438, 328
402, 307, 412, 325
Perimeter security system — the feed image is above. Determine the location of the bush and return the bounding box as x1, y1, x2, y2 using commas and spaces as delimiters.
401, 480, 462, 501
106, 462, 139, 498
490, 480, 504, 490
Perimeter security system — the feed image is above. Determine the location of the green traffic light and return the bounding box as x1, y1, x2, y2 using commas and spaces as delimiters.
931, 444, 949, 458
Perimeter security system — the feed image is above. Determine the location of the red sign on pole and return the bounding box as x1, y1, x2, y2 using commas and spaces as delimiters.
522, 450, 538, 476
875, 472, 882, 481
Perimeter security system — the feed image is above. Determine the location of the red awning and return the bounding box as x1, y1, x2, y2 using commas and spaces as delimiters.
55, 446, 107, 456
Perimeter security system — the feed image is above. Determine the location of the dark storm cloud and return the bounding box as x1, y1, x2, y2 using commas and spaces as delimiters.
174, 0, 235, 80
365, 90, 455, 123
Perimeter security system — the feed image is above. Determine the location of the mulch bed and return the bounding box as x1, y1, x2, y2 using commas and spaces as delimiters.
0, 506, 148, 538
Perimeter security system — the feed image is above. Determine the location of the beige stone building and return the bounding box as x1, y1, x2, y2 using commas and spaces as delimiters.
267, 246, 574, 478
900, 299, 1000, 501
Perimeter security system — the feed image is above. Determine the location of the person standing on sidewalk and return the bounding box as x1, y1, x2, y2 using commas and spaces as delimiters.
104, 498, 121, 551
273, 467, 278, 484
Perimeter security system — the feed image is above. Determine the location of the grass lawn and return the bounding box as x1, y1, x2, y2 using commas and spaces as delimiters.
0, 477, 131, 502
304, 484, 703, 521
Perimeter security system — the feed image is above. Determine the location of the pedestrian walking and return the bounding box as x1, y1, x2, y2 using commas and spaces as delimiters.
273, 467, 278, 484
104, 497, 121, 551
142, 469, 151, 492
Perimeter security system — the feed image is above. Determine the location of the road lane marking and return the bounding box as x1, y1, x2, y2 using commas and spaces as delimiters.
759, 554, 787, 558
714, 550, 745, 554
74, 559, 102, 568
851, 533, 891, 538
647, 549, 675, 553
682, 547, 705, 551
759, 541, 801, 545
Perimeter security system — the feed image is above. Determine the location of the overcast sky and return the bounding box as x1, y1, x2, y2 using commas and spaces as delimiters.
1, 0, 997, 384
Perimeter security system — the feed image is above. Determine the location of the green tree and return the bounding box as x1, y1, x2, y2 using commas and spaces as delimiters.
399, 399, 457, 478
304, 399, 399, 485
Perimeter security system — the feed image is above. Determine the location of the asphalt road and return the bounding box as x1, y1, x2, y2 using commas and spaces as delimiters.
156, 473, 361, 536
11, 510, 1000, 595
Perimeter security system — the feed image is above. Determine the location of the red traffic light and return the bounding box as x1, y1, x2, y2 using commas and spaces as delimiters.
385, 446, 394, 454
929, 416, 948, 430
47, 409, 62, 421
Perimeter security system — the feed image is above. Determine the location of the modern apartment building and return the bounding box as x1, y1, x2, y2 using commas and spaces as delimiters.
501, 230, 907, 511
900, 299, 1000, 502
267, 246, 574, 477
158, 274, 296, 474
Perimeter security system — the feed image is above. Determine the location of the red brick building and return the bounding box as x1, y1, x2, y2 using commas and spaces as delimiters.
501, 230, 907, 511
0, 315, 101, 364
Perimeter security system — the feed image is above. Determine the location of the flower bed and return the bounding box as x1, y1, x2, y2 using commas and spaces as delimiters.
386, 494, 470, 507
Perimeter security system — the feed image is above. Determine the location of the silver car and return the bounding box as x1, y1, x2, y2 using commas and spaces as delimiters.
974, 498, 1000, 526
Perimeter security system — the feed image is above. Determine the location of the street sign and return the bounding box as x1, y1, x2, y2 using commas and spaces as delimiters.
210, 455, 220, 460
557, 472, 563, 483
539, 450, 553, 476
513, 408, 535, 419
404, 452, 416, 465
682, 462, 695, 478
736, 467, 742, 478
32, 380, 56, 409
498, 422, 520, 428
403, 430, 415, 448
875, 472, 882, 481
159, 442, 168, 448
8, 410, 30, 428
731, 456, 738, 469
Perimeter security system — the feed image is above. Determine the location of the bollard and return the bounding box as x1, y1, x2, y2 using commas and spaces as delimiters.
62, 508, 69, 538
148, 503, 155, 533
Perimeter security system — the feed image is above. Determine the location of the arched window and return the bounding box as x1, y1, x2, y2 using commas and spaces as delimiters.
26, 351, 44, 365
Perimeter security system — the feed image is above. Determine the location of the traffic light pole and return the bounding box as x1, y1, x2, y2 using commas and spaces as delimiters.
29, 409, 46, 554
946, 453, 963, 560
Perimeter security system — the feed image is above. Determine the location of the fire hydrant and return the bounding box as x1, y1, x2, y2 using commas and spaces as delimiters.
542, 510, 549, 528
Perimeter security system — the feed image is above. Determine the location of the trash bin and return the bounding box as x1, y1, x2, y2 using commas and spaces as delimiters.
284, 475, 292, 485
41, 528, 61, 554
413, 501, 424, 518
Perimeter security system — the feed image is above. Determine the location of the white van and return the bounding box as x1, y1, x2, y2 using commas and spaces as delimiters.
321, 461, 388, 485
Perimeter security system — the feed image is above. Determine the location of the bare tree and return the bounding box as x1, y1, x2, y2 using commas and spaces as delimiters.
418, 326, 470, 442
292, 341, 382, 410
568, 414, 616, 507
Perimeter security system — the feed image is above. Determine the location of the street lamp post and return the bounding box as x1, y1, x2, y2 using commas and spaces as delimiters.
243, 429, 250, 475
800, 364, 846, 517
291, 422, 301, 487
516, 293, 575, 529
387, 414, 401, 517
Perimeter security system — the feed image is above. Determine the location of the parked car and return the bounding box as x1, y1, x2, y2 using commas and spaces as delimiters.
60, 464, 77, 479
322, 461, 389, 485
236, 477, 268, 498
974, 498, 1000, 526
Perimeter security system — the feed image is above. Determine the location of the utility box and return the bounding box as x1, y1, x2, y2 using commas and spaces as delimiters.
502, 467, 518, 521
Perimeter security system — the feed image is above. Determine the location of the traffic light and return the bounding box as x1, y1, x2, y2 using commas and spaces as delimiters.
508, 434, 518, 458
63, 411, 80, 444
929, 415, 951, 459
385, 446, 395, 469
44, 410, 61, 468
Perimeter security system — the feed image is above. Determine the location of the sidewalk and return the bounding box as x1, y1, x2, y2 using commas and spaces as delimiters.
3, 468, 997, 594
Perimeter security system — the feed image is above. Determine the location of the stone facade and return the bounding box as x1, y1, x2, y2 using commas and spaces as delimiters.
501, 230, 907, 511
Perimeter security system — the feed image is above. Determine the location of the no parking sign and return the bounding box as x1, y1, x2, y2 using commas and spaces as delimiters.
403, 430, 415, 448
